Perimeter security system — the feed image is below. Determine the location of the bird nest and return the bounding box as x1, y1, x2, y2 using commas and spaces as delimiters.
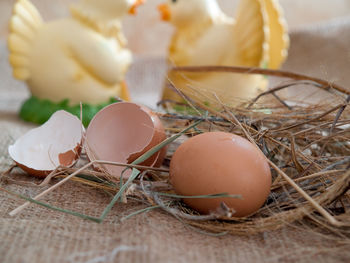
2, 66, 350, 237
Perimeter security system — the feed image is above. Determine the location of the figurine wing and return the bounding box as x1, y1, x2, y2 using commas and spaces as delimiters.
262, 0, 289, 69
227, 0, 269, 68
70, 34, 132, 86
8, 0, 43, 80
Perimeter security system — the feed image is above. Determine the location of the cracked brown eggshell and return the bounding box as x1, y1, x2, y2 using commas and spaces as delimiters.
85, 102, 167, 178
170, 132, 271, 217
8, 110, 84, 177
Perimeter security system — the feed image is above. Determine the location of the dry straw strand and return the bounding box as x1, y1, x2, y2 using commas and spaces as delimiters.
2, 65, 350, 238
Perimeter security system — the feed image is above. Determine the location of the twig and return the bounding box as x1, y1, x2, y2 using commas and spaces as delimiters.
290, 134, 304, 173
302, 129, 350, 152
271, 170, 345, 190
39, 167, 68, 186
272, 103, 346, 132
160, 112, 226, 122
182, 94, 320, 169
172, 66, 350, 96
330, 95, 350, 134
212, 94, 344, 227
1, 186, 101, 222
320, 95, 350, 154
151, 193, 225, 221
0, 164, 17, 179
8, 160, 169, 216
9, 161, 97, 216
9, 120, 203, 218
268, 160, 343, 227
271, 92, 292, 110
166, 77, 203, 116
248, 81, 320, 108
139, 170, 235, 221
292, 119, 350, 136
322, 157, 350, 172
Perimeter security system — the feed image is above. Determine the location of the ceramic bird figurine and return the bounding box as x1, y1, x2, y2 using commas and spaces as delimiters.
8, 0, 144, 125
158, 0, 289, 108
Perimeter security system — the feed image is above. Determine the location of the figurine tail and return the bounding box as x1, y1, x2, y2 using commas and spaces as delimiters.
231, 0, 269, 68
262, 0, 289, 69
8, 0, 43, 80
232, 0, 289, 69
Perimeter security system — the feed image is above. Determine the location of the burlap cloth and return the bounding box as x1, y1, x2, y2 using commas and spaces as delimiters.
1, 17, 350, 263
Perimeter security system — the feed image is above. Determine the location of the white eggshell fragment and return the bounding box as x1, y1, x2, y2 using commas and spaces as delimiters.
85, 102, 166, 178
8, 110, 84, 176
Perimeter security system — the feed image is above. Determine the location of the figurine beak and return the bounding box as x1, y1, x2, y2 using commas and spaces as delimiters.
129, 0, 145, 15
158, 3, 171, 21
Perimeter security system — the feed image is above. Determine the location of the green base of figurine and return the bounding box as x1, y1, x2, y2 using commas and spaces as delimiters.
19, 96, 120, 127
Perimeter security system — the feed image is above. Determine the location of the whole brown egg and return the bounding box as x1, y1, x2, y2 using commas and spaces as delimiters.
170, 132, 271, 217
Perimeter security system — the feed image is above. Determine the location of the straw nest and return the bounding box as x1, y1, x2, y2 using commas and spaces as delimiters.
2, 66, 350, 237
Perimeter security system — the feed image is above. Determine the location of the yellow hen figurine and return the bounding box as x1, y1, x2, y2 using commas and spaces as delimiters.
158, 0, 289, 107
8, 0, 144, 126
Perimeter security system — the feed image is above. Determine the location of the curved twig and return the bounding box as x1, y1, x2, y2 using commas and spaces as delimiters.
172, 66, 350, 96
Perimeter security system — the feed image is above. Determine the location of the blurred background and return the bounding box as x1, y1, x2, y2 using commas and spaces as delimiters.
1, 0, 350, 57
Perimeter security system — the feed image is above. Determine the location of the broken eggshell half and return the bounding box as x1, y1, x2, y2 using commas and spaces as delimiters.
85, 102, 167, 178
8, 110, 84, 177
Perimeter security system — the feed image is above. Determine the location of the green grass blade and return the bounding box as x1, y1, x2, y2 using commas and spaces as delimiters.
132, 120, 202, 165
121, 205, 161, 222
100, 168, 140, 221
2, 119, 203, 223
154, 192, 242, 199
99, 119, 203, 221
1, 187, 101, 222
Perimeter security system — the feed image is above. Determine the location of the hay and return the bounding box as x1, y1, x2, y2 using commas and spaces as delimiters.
2, 66, 350, 239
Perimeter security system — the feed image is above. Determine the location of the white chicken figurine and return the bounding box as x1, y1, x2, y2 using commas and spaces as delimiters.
158, 0, 289, 107
8, 0, 144, 125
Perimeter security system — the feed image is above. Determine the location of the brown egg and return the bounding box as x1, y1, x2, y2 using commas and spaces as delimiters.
170, 132, 271, 217
86, 102, 166, 178
8, 111, 84, 177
